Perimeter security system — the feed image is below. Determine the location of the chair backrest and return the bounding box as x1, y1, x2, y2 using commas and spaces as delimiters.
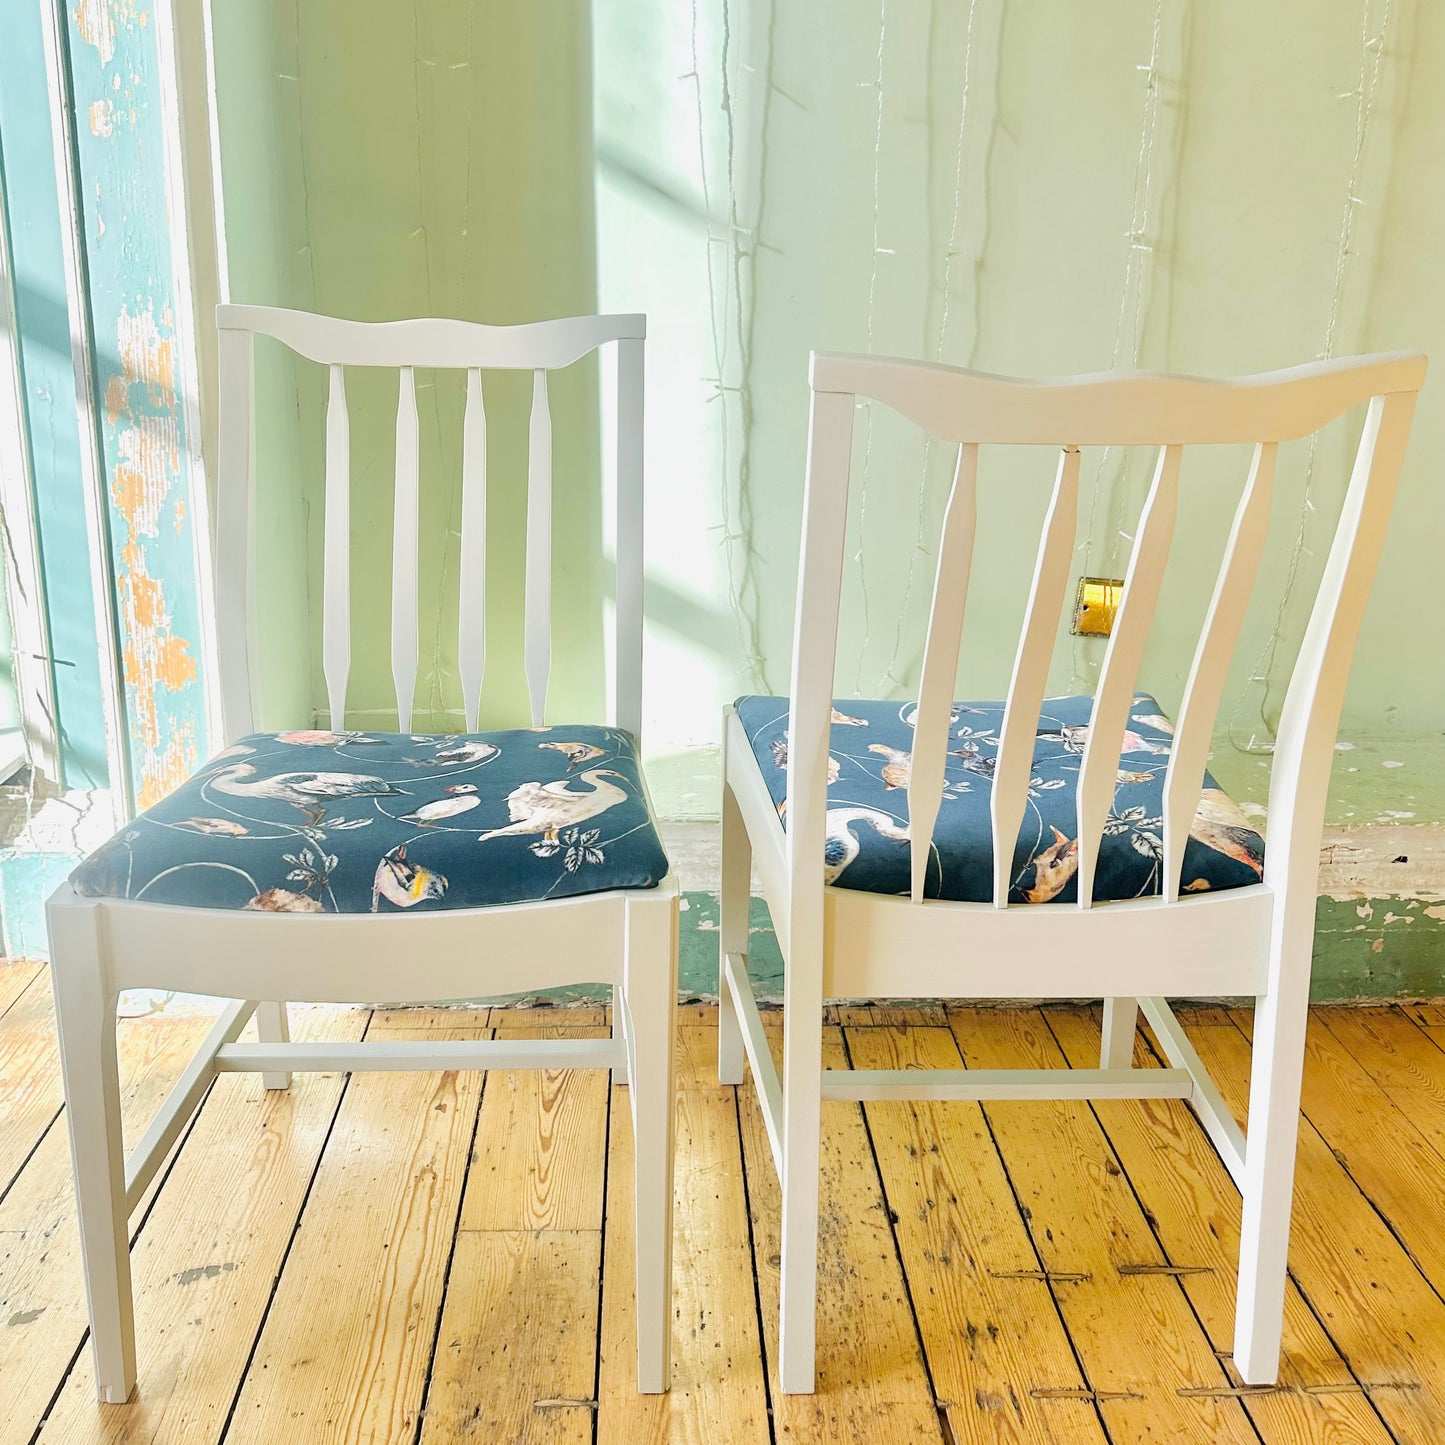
788, 351, 1425, 913
213, 304, 645, 744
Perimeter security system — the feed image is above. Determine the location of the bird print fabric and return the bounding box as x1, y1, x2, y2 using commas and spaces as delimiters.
71, 726, 667, 913
735, 692, 1264, 905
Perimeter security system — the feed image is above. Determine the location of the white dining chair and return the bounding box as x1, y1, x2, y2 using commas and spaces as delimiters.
47, 305, 677, 1401
718, 348, 1425, 1393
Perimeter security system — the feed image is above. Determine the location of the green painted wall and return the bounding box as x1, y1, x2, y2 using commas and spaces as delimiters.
593, 0, 1443, 822
211, 0, 603, 735
209, 0, 1445, 995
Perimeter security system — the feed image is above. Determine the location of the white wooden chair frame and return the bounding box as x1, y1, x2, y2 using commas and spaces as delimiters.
48, 304, 677, 1402
719, 348, 1425, 1393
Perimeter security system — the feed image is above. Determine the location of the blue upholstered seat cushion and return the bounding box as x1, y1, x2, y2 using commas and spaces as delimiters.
734, 692, 1264, 905
71, 726, 668, 913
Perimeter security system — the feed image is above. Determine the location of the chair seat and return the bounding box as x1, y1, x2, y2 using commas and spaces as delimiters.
71, 726, 668, 913
734, 692, 1265, 905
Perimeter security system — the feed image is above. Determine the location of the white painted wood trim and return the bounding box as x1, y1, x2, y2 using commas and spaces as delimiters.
458, 367, 486, 731
79, 876, 653, 1000
1076, 443, 1182, 907
153, 0, 224, 757
821, 882, 1274, 1001
819, 1066, 1193, 1103
321, 363, 350, 729
1140, 997, 1247, 1187
524, 368, 552, 726
391, 365, 419, 731
38, 0, 130, 815
724, 707, 791, 944
1099, 996, 1139, 1070
908, 443, 978, 901
613, 337, 645, 739
1163, 442, 1277, 901
123, 997, 256, 1212
724, 951, 783, 1176
215, 304, 646, 371
0, 189, 59, 780
213, 326, 254, 740
214, 1037, 626, 1074
810, 350, 1427, 446
991, 446, 1080, 906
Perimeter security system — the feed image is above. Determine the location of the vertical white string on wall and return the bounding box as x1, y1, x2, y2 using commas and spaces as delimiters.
687, 0, 768, 691
1227, 0, 1393, 753
878, 0, 979, 697
1069, 0, 1165, 695
850, 0, 892, 695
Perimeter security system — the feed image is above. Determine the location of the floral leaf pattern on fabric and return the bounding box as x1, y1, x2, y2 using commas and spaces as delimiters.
70, 726, 666, 913
735, 692, 1264, 904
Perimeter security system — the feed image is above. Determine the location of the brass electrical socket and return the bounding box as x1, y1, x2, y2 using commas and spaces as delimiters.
1072, 576, 1124, 637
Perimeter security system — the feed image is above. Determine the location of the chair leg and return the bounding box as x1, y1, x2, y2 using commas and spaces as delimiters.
1100, 997, 1138, 1069
1234, 931, 1311, 1384
623, 890, 677, 1393
778, 965, 824, 1395
255, 1001, 291, 1090
718, 780, 750, 1085
47, 893, 136, 1404
611, 984, 629, 1088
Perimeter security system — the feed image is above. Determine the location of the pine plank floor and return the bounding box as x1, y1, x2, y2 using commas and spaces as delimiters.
1, 958, 1443, 1443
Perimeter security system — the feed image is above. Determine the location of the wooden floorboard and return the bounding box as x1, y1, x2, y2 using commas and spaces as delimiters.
595, 1016, 772, 1445
1, 1006, 219, 1445
4, 998, 1445, 1442
221, 1010, 489, 1444
845, 1021, 1107, 1445
952, 1007, 1261, 1444
420, 1017, 609, 1445
740, 1016, 944, 1445
0, 959, 41, 1020
1189, 1012, 1445, 1442
0, 971, 62, 1201
1047, 1007, 1393, 1445
38, 1005, 370, 1443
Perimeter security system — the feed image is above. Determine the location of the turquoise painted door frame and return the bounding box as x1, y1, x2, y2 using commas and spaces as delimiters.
0, 0, 115, 794
0, 0, 215, 816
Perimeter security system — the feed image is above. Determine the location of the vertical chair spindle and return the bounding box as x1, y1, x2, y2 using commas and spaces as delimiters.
614, 339, 645, 739
908, 444, 979, 902
1075, 443, 1182, 907
990, 446, 1081, 906
322, 363, 350, 731
525, 368, 552, 727
1162, 441, 1277, 900
458, 368, 487, 732
391, 365, 420, 732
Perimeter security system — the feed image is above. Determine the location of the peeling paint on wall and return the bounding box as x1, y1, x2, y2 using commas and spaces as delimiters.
64, 0, 209, 809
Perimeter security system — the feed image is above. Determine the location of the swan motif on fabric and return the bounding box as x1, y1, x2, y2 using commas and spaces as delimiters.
477, 768, 631, 848
69, 727, 667, 914
207, 761, 404, 825
823, 807, 911, 884
732, 692, 1267, 905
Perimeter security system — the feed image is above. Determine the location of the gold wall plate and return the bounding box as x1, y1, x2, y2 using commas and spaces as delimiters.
1072, 576, 1124, 637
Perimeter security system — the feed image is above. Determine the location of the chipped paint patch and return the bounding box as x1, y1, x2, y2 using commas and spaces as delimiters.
73, 0, 117, 65
64, 0, 212, 811
1318, 823, 1445, 903
175, 1262, 237, 1287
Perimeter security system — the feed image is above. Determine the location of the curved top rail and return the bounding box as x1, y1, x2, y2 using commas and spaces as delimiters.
216, 303, 647, 371
810, 350, 1426, 446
